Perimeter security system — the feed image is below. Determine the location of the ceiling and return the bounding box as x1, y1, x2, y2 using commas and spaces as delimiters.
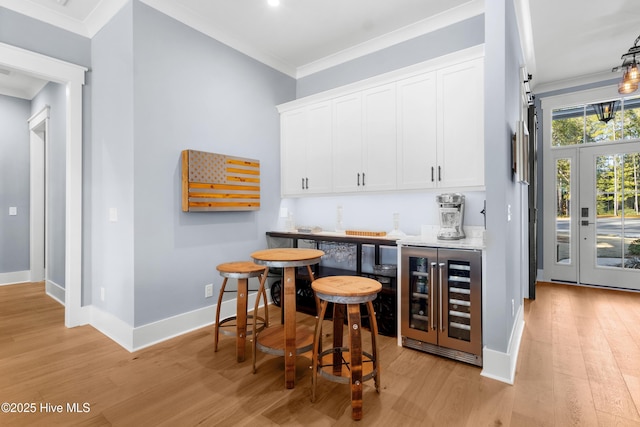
1, 0, 640, 99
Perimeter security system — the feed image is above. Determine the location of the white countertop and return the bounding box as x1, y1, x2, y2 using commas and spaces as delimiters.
396, 225, 486, 250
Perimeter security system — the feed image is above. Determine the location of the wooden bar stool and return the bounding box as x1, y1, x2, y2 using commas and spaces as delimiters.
311, 276, 382, 421
214, 261, 269, 362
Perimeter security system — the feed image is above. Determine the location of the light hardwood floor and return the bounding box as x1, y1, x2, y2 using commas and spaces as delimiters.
1, 281, 639, 426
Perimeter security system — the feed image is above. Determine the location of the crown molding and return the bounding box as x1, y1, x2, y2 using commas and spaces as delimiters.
0, 0, 89, 36
513, 0, 536, 78
533, 70, 619, 96
296, 0, 485, 78
85, 0, 128, 37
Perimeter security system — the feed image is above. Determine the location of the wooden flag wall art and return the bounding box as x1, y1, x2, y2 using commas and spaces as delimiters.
181, 149, 260, 212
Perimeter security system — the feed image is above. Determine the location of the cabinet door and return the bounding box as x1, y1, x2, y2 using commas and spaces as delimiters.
281, 103, 332, 196
281, 109, 308, 196
437, 57, 485, 188
396, 72, 438, 189
362, 83, 397, 191
305, 102, 332, 194
332, 93, 362, 193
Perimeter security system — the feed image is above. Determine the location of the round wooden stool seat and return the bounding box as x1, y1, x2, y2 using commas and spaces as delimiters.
311, 275, 382, 421
214, 261, 269, 363
311, 275, 382, 303
216, 261, 266, 278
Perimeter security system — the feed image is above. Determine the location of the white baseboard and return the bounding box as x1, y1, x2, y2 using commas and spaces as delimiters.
89, 291, 266, 353
480, 303, 524, 385
45, 280, 65, 305
0, 270, 30, 285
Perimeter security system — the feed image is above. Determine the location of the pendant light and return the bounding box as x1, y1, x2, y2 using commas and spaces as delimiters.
592, 100, 619, 123
614, 35, 640, 95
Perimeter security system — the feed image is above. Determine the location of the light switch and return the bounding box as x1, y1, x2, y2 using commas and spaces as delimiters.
109, 208, 118, 222
507, 204, 512, 222
9, 207, 17, 216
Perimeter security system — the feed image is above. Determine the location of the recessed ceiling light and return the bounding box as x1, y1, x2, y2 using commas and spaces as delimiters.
267, 0, 280, 7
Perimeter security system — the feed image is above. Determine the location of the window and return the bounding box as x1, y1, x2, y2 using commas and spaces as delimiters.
552, 95, 640, 147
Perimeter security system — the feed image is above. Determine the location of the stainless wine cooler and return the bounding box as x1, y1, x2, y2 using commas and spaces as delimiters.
400, 246, 482, 366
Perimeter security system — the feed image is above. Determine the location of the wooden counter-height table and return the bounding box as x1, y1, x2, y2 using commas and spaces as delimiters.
251, 248, 324, 389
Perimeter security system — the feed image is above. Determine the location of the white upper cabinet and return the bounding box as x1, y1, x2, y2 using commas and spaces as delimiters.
332, 93, 363, 192
281, 101, 332, 196
396, 72, 438, 189
333, 83, 397, 193
436, 57, 484, 188
278, 45, 485, 197
362, 83, 397, 192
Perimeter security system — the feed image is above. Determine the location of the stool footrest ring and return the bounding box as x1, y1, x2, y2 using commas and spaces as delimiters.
218, 315, 266, 337
317, 347, 377, 385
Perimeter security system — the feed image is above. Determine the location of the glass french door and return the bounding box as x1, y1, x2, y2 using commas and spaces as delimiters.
545, 142, 640, 290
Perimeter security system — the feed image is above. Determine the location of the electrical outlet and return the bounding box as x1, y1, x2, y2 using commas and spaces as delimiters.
205, 284, 213, 298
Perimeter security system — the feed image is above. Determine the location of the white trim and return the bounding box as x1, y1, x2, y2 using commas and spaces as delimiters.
28, 105, 49, 284
84, 0, 129, 37
296, 0, 485, 78
90, 306, 135, 352
0, 0, 88, 36
45, 279, 65, 305
0, 42, 87, 328
534, 71, 619, 95
89, 293, 266, 352
513, 0, 536, 79
540, 84, 621, 111
480, 303, 524, 384
279, 44, 485, 112
0, 270, 30, 285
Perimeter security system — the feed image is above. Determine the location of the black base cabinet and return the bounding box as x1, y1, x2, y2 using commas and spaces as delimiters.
266, 231, 398, 337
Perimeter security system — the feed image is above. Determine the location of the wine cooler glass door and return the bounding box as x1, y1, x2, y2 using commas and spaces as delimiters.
401, 248, 438, 344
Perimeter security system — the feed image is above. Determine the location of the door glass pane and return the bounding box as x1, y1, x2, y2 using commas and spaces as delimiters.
556, 158, 571, 264
408, 257, 431, 331
623, 96, 640, 140
446, 260, 471, 343
595, 153, 640, 269
552, 106, 584, 146
622, 153, 640, 269
595, 154, 623, 267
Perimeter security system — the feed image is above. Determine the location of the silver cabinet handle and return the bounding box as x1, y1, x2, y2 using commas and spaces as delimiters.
438, 166, 442, 182
305, 177, 309, 189
357, 173, 361, 186
362, 172, 365, 186
431, 167, 434, 182
439, 262, 445, 332
301, 178, 305, 190
430, 262, 437, 330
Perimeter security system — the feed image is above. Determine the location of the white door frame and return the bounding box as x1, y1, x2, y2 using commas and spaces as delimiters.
541, 85, 640, 287
28, 106, 49, 283
0, 42, 87, 327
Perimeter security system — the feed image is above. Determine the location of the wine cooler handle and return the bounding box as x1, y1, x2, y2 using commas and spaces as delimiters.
430, 262, 437, 330
438, 262, 445, 332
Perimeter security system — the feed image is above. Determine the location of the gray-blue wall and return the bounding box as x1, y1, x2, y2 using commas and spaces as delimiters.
0, 95, 30, 274
90, 1, 295, 326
